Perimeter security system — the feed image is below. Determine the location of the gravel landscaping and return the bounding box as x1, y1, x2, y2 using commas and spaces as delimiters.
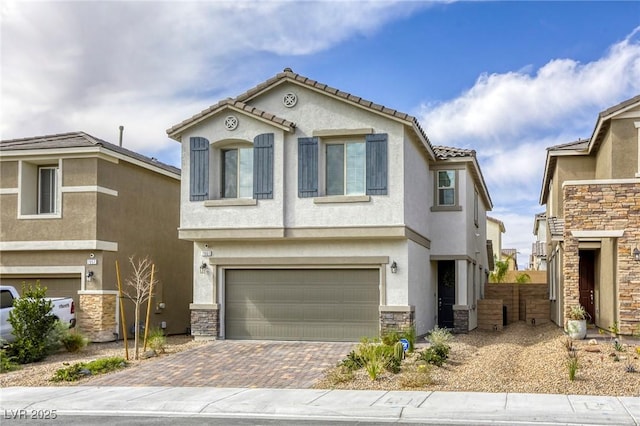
314, 322, 640, 396
2, 322, 639, 396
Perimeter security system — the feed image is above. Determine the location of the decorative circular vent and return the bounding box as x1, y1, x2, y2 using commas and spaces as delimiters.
224, 115, 238, 131
283, 92, 297, 108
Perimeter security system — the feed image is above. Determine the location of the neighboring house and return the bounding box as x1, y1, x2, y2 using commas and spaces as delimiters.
167, 68, 493, 341
486, 216, 505, 270
530, 212, 547, 271
0, 132, 192, 341
540, 95, 640, 335
501, 249, 518, 271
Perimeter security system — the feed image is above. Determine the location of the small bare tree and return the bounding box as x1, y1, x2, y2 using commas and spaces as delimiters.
121, 256, 157, 360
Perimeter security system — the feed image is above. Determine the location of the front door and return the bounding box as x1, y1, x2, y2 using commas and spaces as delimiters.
578, 250, 595, 323
437, 260, 456, 329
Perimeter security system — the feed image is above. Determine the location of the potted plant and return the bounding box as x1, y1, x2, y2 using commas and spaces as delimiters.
567, 305, 589, 339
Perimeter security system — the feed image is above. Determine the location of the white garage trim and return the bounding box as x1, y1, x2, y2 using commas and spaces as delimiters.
0, 240, 118, 251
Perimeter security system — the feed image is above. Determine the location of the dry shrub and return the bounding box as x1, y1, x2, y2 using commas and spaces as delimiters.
326, 366, 354, 386
398, 363, 432, 388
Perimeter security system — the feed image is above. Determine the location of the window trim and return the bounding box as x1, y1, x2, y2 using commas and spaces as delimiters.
325, 139, 366, 196
17, 159, 62, 219
431, 168, 462, 212
221, 146, 253, 199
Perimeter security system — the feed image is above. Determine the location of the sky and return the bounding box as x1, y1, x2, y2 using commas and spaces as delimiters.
2, 1, 640, 268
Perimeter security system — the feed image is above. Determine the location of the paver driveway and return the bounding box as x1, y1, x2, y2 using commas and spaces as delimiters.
88, 340, 355, 388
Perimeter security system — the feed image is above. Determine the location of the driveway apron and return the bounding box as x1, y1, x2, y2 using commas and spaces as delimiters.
87, 341, 354, 388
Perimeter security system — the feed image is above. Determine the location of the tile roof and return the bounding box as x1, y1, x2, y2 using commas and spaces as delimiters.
0, 132, 180, 175
167, 99, 296, 137
547, 217, 565, 238
598, 93, 640, 118
168, 68, 434, 157
433, 145, 476, 160
547, 138, 589, 152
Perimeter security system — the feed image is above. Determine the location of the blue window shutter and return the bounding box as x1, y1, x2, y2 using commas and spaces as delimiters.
298, 137, 318, 197
366, 133, 388, 195
189, 137, 209, 201
253, 133, 274, 199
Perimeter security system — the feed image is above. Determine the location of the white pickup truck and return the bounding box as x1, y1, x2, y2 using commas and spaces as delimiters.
0, 285, 76, 344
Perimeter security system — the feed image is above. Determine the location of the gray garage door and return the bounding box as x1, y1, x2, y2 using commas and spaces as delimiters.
225, 269, 379, 341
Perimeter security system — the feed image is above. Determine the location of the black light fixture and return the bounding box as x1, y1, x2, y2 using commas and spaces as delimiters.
633, 248, 640, 262
86, 271, 94, 281
199, 262, 208, 274
391, 261, 398, 274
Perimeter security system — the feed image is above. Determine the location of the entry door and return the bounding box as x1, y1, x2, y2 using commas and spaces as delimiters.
437, 260, 456, 329
578, 250, 595, 322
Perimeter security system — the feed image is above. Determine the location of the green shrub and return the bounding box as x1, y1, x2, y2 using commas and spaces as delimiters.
381, 329, 401, 346
51, 357, 127, 382
8, 282, 56, 364
0, 347, 20, 373
426, 326, 452, 347
339, 349, 365, 371
45, 320, 71, 353
62, 331, 88, 353
147, 327, 167, 353
418, 346, 447, 367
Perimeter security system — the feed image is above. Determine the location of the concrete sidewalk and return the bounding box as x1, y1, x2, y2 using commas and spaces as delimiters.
1, 386, 639, 424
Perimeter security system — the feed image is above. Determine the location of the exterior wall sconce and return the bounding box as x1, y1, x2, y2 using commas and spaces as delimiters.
86, 271, 94, 281
633, 248, 640, 262
391, 261, 398, 274
199, 262, 208, 274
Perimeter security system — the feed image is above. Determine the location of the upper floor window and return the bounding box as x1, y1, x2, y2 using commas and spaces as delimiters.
298, 133, 387, 198
19, 160, 60, 217
189, 134, 273, 202
222, 147, 253, 198
431, 168, 461, 212
437, 170, 455, 206
326, 141, 365, 196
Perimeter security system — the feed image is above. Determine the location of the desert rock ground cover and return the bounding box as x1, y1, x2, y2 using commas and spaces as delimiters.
2, 322, 639, 395
314, 322, 640, 396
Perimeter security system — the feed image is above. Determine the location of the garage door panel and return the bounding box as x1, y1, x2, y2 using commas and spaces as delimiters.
225, 269, 379, 341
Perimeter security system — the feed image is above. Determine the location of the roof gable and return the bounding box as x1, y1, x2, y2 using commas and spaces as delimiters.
167, 99, 296, 140
167, 68, 435, 160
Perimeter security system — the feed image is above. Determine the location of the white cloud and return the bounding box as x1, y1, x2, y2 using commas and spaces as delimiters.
419, 26, 640, 146
0, 0, 427, 162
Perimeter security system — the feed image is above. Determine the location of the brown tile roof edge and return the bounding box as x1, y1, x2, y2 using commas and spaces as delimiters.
170, 68, 434, 155
433, 145, 476, 160
167, 98, 296, 136
1, 131, 180, 175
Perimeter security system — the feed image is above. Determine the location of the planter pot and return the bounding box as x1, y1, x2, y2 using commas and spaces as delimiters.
567, 319, 587, 339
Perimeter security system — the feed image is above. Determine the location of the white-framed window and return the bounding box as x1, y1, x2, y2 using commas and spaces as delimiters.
221, 147, 253, 198
437, 170, 455, 206
38, 166, 58, 214
18, 160, 61, 217
326, 141, 365, 196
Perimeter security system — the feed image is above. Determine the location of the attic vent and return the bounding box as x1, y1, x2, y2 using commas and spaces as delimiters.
283, 92, 297, 108
224, 115, 238, 131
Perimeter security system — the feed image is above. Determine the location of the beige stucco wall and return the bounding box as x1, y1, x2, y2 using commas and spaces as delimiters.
550, 156, 595, 218
1, 153, 191, 338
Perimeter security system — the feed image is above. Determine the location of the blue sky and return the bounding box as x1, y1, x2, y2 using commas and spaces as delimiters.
2, 1, 640, 267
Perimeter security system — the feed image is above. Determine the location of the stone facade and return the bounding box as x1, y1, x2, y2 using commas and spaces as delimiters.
190, 308, 219, 340
563, 182, 640, 335
452, 305, 469, 334
78, 293, 117, 342
379, 307, 414, 335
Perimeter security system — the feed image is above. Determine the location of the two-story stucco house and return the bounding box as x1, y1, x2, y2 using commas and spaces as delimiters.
167, 69, 492, 341
530, 213, 547, 271
0, 132, 192, 341
540, 95, 640, 335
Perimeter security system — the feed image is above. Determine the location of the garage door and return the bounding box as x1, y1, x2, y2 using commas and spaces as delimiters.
225, 269, 379, 341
